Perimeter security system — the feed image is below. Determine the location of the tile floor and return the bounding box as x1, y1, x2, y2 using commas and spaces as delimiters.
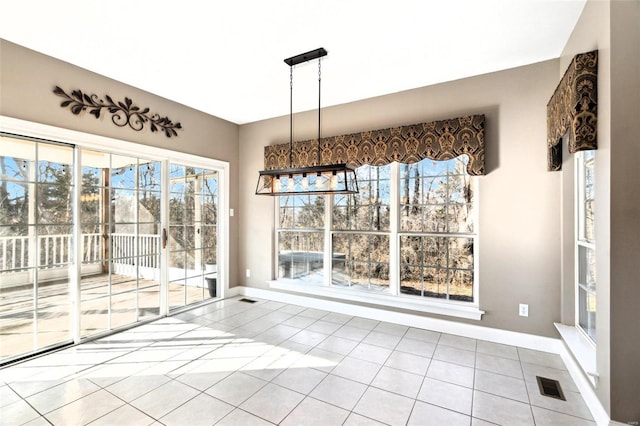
0, 297, 596, 425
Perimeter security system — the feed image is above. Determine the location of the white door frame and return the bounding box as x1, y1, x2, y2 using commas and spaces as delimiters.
1, 115, 230, 341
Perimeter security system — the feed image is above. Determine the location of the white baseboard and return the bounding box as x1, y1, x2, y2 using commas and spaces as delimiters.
269, 279, 484, 320
226, 286, 243, 298
558, 340, 610, 426
237, 286, 558, 352
230, 286, 611, 425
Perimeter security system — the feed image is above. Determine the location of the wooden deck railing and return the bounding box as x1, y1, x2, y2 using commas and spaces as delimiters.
0, 233, 160, 285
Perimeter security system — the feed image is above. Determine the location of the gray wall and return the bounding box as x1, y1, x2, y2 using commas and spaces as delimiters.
609, 1, 640, 421
239, 59, 563, 338
560, 0, 640, 422
559, 0, 612, 416
0, 39, 241, 289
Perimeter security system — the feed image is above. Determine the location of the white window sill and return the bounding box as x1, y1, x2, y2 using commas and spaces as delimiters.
554, 323, 598, 386
268, 280, 484, 321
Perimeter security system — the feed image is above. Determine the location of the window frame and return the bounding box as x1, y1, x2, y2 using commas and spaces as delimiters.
330, 163, 392, 293
575, 150, 596, 343
272, 159, 482, 320
397, 158, 477, 303
274, 194, 326, 285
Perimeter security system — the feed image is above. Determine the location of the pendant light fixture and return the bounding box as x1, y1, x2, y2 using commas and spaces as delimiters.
255, 48, 358, 196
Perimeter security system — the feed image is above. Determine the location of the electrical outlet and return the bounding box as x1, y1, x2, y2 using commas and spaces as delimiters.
519, 304, 529, 317
230, 208, 234, 217
246, 269, 251, 278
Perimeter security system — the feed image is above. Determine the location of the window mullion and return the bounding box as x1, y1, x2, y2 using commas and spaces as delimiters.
389, 162, 399, 296
159, 160, 169, 316
71, 147, 82, 343
324, 195, 332, 287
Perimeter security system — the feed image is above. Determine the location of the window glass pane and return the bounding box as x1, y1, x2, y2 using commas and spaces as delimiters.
37, 160, 71, 185
331, 233, 389, 291
400, 157, 475, 233
37, 182, 73, 224
111, 156, 137, 189
448, 204, 474, 233
113, 189, 136, 224
577, 151, 596, 342
334, 164, 390, 232
1, 182, 30, 226
203, 175, 218, 225
403, 267, 447, 299
279, 195, 324, 229
38, 226, 72, 267
450, 269, 474, 301
37, 145, 73, 226
399, 235, 474, 300
582, 151, 595, 242
81, 183, 101, 225
424, 205, 447, 233
168, 226, 184, 253
423, 236, 446, 268
399, 265, 423, 296
398, 156, 476, 303
578, 287, 596, 341
138, 190, 161, 224
578, 245, 596, 289
0, 225, 31, 271
449, 237, 474, 270
0, 141, 33, 182
276, 193, 325, 283
278, 231, 324, 282
400, 235, 421, 266
400, 205, 423, 232
169, 187, 185, 224
110, 291, 138, 329
138, 161, 161, 191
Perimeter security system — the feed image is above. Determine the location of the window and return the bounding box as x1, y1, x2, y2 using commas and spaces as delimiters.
332, 165, 391, 291
275, 157, 477, 306
168, 164, 220, 309
399, 158, 475, 301
576, 150, 596, 341
276, 195, 325, 282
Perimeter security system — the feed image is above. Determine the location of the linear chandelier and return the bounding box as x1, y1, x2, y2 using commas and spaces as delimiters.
255, 48, 358, 196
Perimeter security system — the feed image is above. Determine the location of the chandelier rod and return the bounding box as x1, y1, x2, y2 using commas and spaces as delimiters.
317, 55, 322, 167
289, 65, 293, 169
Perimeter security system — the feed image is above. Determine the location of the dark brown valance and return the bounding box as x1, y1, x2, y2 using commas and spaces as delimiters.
547, 50, 598, 171
264, 114, 485, 176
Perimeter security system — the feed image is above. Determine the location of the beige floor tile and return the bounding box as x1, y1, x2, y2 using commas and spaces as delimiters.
409, 401, 471, 426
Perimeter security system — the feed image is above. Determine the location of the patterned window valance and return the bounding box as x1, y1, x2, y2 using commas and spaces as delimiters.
264, 114, 485, 176
547, 50, 598, 171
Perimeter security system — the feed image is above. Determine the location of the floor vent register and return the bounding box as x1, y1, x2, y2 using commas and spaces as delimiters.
536, 376, 566, 401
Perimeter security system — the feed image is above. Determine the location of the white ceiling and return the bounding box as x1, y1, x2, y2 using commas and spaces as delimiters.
1, 0, 586, 125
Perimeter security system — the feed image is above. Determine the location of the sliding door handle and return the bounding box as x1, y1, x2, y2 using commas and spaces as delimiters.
162, 228, 167, 249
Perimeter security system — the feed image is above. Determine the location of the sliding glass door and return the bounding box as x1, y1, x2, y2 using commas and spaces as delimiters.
79, 150, 162, 338
0, 136, 74, 359
168, 164, 219, 311
0, 130, 225, 364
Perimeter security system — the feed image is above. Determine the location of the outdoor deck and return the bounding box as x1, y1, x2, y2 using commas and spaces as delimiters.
0, 272, 208, 361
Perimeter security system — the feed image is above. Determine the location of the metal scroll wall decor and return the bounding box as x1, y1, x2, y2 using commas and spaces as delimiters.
263, 115, 486, 176
53, 86, 182, 138
547, 50, 598, 171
